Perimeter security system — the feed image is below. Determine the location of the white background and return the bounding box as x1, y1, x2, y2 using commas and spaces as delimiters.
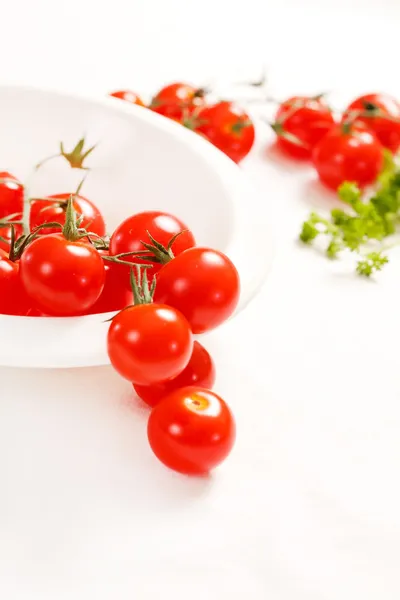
1, 0, 400, 598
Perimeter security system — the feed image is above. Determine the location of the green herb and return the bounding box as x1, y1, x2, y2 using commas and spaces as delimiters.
299, 153, 400, 276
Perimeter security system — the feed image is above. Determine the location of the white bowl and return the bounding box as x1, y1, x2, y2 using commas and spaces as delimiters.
0, 86, 272, 368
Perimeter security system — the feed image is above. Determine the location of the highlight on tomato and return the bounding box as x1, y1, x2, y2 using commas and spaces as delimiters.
147, 387, 236, 475
133, 341, 216, 407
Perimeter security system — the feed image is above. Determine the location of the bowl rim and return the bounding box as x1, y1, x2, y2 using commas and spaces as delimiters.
0, 84, 273, 368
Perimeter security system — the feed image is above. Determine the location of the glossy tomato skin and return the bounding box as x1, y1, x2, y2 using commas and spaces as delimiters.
147, 387, 236, 475
274, 96, 335, 159
0, 172, 23, 220
133, 341, 216, 407
343, 93, 400, 153
110, 90, 145, 106
196, 101, 255, 163
30, 194, 106, 237
0, 251, 33, 316
151, 82, 205, 120
109, 211, 196, 287
86, 250, 133, 314
20, 234, 105, 316
153, 247, 240, 334
107, 303, 193, 385
312, 124, 384, 190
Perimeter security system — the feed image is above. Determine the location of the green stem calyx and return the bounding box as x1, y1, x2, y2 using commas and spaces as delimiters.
62, 196, 82, 241
35, 137, 97, 171
137, 230, 185, 264
130, 266, 155, 305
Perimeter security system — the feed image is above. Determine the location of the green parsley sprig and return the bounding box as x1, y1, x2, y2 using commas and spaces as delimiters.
299, 152, 400, 276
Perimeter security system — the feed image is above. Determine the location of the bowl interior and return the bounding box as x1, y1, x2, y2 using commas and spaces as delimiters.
0, 87, 271, 368
0, 87, 234, 249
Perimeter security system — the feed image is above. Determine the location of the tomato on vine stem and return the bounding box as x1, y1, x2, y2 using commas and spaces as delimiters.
195, 101, 255, 163
150, 82, 207, 120
343, 93, 400, 153
312, 122, 384, 190
30, 193, 106, 237
107, 266, 193, 385
19, 197, 105, 316
272, 95, 335, 159
109, 211, 195, 288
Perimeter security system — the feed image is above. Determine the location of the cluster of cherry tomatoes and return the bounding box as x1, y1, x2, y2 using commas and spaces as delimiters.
111, 83, 400, 191
271, 92, 400, 190
0, 144, 239, 475
106, 213, 239, 475
110, 83, 255, 164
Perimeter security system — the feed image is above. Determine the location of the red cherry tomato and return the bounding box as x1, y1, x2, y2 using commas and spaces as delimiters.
133, 341, 216, 407
312, 123, 384, 190
151, 82, 206, 120
195, 101, 255, 163
109, 211, 195, 287
343, 93, 400, 153
147, 387, 236, 475
153, 247, 240, 334
30, 194, 106, 236
107, 303, 193, 385
19, 234, 105, 316
86, 250, 133, 314
273, 95, 336, 159
0, 172, 23, 220
110, 90, 145, 107
0, 251, 33, 315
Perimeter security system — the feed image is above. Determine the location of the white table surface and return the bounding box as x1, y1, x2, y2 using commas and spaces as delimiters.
2, 1, 400, 598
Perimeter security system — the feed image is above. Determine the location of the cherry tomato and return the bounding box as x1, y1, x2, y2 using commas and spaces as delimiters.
133, 341, 216, 407
0, 172, 23, 220
19, 234, 105, 316
107, 303, 193, 385
109, 211, 195, 287
0, 250, 33, 316
110, 90, 145, 107
30, 194, 106, 236
151, 82, 206, 120
153, 247, 240, 334
312, 123, 384, 190
343, 93, 400, 153
86, 250, 133, 314
273, 95, 336, 159
195, 101, 255, 163
147, 387, 236, 475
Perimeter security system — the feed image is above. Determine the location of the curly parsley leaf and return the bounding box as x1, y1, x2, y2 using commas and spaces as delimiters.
299, 157, 400, 276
